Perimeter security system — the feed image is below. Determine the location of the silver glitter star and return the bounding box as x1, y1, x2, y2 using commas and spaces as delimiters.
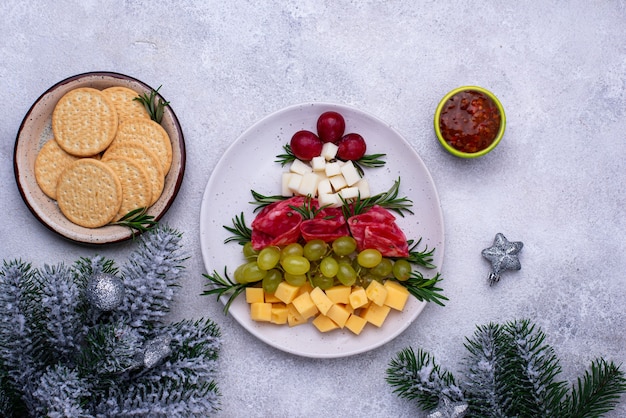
427, 398, 468, 418
143, 335, 172, 369
482, 233, 523, 285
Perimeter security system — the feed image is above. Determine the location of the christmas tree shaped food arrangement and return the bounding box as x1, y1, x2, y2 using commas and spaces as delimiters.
0, 224, 221, 417
386, 319, 626, 417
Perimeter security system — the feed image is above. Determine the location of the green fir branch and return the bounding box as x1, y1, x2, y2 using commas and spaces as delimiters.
351, 153, 386, 177
275, 144, 297, 166
202, 268, 250, 315
399, 271, 448, 306
249, 190, 288, 212
342, 178, 413, 218
405, 238, 436, 269
223, 213, 252, 245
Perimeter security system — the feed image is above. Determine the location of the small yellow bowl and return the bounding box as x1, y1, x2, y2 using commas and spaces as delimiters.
434, 86, 506, 158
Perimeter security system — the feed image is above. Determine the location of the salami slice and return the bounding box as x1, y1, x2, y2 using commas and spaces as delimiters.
347, 205, 409, 257
251, 197, 305, 250
300, 206, 349, 242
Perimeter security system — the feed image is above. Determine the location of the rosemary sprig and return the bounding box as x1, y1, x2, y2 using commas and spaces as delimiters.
405, 238, 436, 269
249, 190, 288, 212
223, 213, 252, 245
342, 178, 413, 218
202, 268, 250, 315
400, 271, 448, 306
133, 85, 169, 123
275, 144, 296, 166
353, 153, 386, 177
112, 207, 157, 234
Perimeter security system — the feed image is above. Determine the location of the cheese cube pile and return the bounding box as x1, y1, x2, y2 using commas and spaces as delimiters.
245, 279, 410, 335
281, 143, 370, 207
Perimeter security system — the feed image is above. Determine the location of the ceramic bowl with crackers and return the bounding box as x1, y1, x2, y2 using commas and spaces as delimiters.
14, 71, 186, 245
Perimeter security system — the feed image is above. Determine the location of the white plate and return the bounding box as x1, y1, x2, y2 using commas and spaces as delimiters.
200, 102, 444, 358
14, 72, 185, 245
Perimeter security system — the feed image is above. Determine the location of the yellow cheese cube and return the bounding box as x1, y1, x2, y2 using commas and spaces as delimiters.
312, 314, 339, 333
298, 281, 314, 296
287, 303, 308, 327
366, 280, 388, 306
325, 285, 351, 304
349, 286, 368, 309
274, 281, 300, 304
264, 291, 281, 303
384, 280, 410, 311
245, 287, 265, 304
345, 314, 368, 335
326, 304, 351, 328
310, 287, 334, 315
360, 303, 391, 327
340, 303, 354, 314
250, 302, 272, 322
292, 292, 319, 319
270, 303, 288, 324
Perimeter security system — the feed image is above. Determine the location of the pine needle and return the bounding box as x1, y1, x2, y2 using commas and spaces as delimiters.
133, 85, 169, 123
202, 268, 250, 315
112, 207, 157, 235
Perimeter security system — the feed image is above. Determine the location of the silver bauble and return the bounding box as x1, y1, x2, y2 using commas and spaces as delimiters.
86, 273, 125, 311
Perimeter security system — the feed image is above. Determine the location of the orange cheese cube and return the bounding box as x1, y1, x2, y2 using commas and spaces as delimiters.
250, 302, 272, 322
384, 280, 410, 311
274, 281, 300, 304
287, 303, 307, 327
360, 303, 391, 327
325, 285, 351, 304
345, 314, 367, 335
349, 286, 368, 309
245, 287, 265, 304
326, 303, 351, 328
264, 292, 281, 303
312, 314, 339, 332
270, 303, 288, 324
310, 286, 334, 315
292, 292, 319, 319
365, 280, 388, 306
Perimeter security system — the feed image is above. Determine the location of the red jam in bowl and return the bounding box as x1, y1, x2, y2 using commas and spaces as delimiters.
438, 89, 501, 153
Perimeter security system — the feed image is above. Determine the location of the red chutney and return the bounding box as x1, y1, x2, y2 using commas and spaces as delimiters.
439, 90, 501, 153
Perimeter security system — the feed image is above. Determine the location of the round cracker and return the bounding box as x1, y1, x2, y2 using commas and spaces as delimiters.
102, 86, 150, 123
52, 87, 119, 156
102, 143, 164, 205
56, 158, 122, 228
103, 157, 153, 222
110, 118, 172, 174
34, 138, 79, 199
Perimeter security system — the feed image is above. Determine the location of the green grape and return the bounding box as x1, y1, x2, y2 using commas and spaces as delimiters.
357, 249, 383, 268
320, 256, 339, 277
257, 246, 281, 270
332, 236, 357, 256
392, 259, 412, 281
284, 272, 307, 286
281, 255, 311, 275
360, 273, 379, 288
303, 239, 327, 261
370, 258, 393, 277
233, 263, 247, 284
334, 255, 352, 265
242, 242, 258, 259
311, 272, 334, 290
281, 243, 304, 259
336, 263, 357, 286
242, 261, 267, 283
262, 269, 283, 294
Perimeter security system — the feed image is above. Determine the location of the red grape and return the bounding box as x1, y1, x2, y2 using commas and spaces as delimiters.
290, 130, 323, 161
337, 133, 366, 160
316, 111, 346, 143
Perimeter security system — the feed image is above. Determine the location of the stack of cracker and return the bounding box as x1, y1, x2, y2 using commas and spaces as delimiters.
34, 86, 171, 228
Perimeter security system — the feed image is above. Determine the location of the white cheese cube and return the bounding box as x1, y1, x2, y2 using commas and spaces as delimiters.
329, 175, 348, 191
340, 161, 361, 186
325, 161, 342, 177
317, 178, 333, 195
318, 193, 341, 208
311, 156, 326, 172
282, 173, 294, 197
340, 186, 359, 200
356, 179, 370, 199
290, 159, 313, 175
298, 172, 320, 197
321, 142, 339, 160
288, 173, 303, 193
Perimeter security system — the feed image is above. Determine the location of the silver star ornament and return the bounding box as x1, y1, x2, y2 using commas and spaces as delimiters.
482, 233, 523, 286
